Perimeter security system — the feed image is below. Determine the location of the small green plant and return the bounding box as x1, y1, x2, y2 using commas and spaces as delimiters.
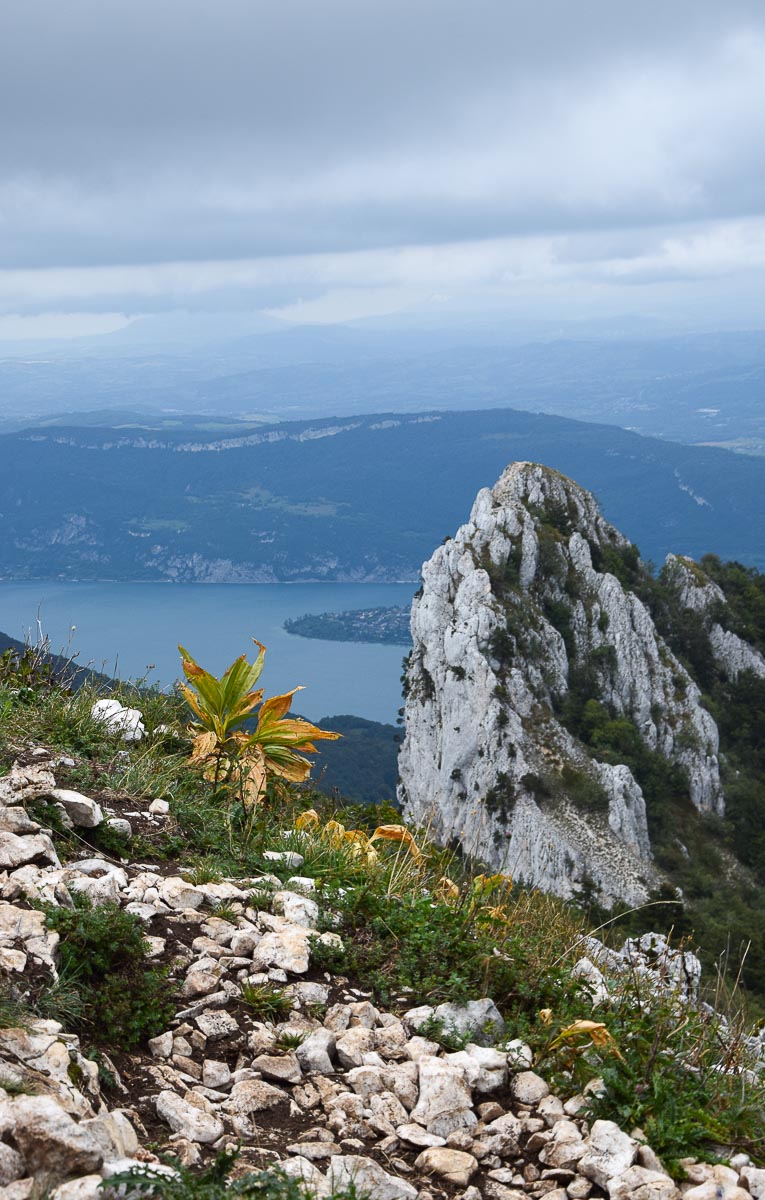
239, 983, 293, 1020
538, 965, 765, 1170
40, 895, 175, 1050
184, 858, 225, 885
247, 881, 278, 910
0, 984, 31, 1031
273, 1029, 307, 1052
179, 640, 339, 853
414, 1014, 471, 1052
317, 879, 585, 1018
208, 903, 240, 925
309, 932, 348, 974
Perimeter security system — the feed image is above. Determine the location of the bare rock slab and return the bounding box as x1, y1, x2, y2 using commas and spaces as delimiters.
415, 1146, 479, 1187
155, 1091, 224, 1144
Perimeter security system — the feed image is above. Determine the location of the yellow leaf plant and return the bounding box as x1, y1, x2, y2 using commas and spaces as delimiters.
179, 640, 339, 853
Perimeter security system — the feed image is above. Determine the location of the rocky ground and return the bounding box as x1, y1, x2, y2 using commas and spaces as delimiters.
0, 738, 764, 1200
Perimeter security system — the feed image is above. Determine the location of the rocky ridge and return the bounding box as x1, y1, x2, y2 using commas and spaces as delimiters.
397, 463, 753, 905
0, 744, 762, 1198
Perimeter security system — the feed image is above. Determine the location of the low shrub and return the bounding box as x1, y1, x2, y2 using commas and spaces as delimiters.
315, 880, 585, 1026
39, 895, 174, 1051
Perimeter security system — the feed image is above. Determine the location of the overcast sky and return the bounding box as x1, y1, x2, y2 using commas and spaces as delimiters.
2, 0, 765, 335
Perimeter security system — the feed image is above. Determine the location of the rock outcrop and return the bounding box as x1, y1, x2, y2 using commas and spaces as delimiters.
663, 555, 765, 683
398, 463, 740, 905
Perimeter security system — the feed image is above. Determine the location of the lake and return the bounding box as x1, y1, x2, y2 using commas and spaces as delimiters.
0, 582, 415, 723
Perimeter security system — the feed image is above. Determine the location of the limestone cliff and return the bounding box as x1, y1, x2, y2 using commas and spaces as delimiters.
398, 463, 743, 907
663, 554, 765, 683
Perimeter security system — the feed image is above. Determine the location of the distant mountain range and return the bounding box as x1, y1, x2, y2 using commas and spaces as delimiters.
1, 320, 764, 453
0, 407, 762, 580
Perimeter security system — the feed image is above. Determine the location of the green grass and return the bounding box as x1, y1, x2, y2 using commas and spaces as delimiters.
273, 1029, 307, 1051
240, 983, 293, 1021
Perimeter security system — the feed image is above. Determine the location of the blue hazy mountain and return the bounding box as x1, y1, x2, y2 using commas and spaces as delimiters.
0, 408, 761, 580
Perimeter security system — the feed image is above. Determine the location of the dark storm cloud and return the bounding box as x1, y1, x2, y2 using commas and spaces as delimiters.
1, 0, 764, 322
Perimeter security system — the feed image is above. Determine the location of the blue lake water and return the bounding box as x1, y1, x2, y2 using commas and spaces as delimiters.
0, 582, 415, 723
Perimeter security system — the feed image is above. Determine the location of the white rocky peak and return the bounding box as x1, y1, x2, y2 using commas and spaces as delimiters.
398, 462, 727, 906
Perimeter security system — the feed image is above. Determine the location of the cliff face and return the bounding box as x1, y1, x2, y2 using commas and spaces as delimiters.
663, 553, 765, 683
398, 463, 734, 907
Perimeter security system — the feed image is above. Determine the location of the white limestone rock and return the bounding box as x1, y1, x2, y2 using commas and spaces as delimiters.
444, 1044, 507, 1093
432, 998, 505, 1045
155, 1091, 224, 1144
664, 555, 765, 684
0, 1141, 26, 1186
579, 1120, 639, 1188
398, 463, 736, 905
159, 876, 206, 911
50, 1177, 104, 1200
327, 1154, 417, 1200
607, 1167, 680, 1200
272, 889, 320, 929
396, 1123, 447, 1148
49, 789, 103, 828
336, 1027, 376, 1068
0, 832, 60, 870
252, 1052, 303, 1084
3, 1094, 104, 1182
91, 699, 146, 741
0, 760, 57, 804
481, 1112, 523, 1157
509, 1070, 549, 1105
538, 1119, 586, 1169
415, 1146, 479, 1186
222, 1078, 289, 1116
740, 1168, 765, 1200
410, 1055, 474, 1130
296, 1029, 336, 1074
253, 923, 311, 974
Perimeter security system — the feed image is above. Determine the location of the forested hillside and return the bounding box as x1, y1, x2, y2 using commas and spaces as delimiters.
0, 408, 763, 582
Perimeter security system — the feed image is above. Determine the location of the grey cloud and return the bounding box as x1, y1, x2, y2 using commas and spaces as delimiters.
1, 0, 764, 271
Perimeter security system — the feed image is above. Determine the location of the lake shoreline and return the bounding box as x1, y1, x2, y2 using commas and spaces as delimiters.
0, 581, 414, 724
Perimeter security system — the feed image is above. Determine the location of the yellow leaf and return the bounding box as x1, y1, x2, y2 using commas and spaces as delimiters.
258, 688, 304, 725
435, 877, 460, 903
539, 1009, 553, 1026
479, 904, 509, 923
369, 825, 422, 861
549, 1019, 622, 1059
343, 830, 378, 862
472, 873, 512, 896
267, 754, 313, 783
190, 730, 217, 763
324, 819, 347, 846
241, 749, 268, 807
295, 809, 320, 831
179, 683, 206, 724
